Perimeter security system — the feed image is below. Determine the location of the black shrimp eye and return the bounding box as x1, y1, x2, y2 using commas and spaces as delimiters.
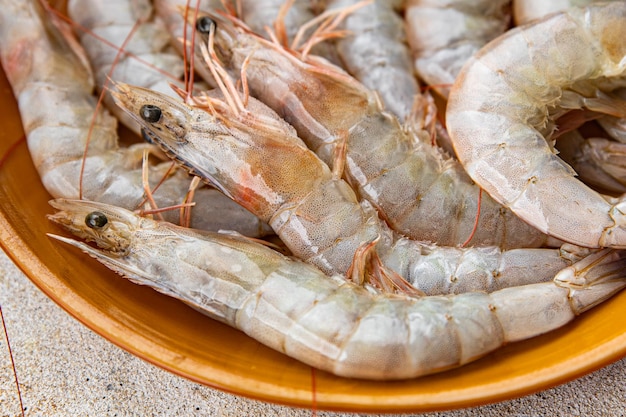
85, 211, 108, 229
140, 104, 162, 123
196, 16, 216, 34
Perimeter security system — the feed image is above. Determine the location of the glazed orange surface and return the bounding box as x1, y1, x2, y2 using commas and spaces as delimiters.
1, 36, 626, 415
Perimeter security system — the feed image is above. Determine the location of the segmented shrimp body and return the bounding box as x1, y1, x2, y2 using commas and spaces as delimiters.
321, 0, 419, 120
446, 3, 626, 248
111, 81, 587, 296
0, 0, 271, 236
405, 0, 511, 98
48, 198, 626, 380
188, 12, 556, 249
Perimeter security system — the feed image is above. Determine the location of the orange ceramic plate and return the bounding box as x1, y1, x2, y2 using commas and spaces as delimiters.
2, 45, 626, 416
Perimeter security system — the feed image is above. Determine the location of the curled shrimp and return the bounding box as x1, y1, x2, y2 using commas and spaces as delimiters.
320, 0, 420, 121
47, 198, 626, 380
405, 0, 511, 98
110, 78, 589, 297
183, 11, 558, 249
446, 2, 626, 248
0, 0, 271, 236
511, 1, 626, 196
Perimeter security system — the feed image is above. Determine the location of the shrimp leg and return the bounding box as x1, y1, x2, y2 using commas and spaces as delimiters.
153, 0, 229, 89
557, 131, 626, 195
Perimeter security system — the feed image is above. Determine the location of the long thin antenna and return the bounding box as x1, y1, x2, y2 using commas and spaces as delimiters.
1, 305, 25, 417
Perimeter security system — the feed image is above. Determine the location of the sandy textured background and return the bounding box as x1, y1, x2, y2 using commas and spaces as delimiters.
1, 247, 626, 417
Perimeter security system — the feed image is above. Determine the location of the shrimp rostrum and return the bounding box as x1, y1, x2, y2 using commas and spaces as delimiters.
446, 2, 626, 248
48, 198, 626, 380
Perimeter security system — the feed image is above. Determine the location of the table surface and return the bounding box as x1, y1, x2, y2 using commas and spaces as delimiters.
1, 247, 626, 417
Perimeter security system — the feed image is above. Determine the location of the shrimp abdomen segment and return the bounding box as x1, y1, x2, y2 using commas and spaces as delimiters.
270, 178, 381, 275
447, 3, 626, 248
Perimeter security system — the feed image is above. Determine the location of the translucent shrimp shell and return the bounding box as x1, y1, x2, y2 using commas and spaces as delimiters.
48, 198, 626, 380
447, 3, 626, 248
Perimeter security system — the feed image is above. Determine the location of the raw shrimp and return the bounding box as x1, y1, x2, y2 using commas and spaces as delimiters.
111, 81, 586, 296
67, 0, 203, 135
0, 0, 271, 236
186, 11, 557, 249
405, 0, 511, 98
47, 198, 626, 380
446, 2, 626, 248
321, 0, 419, 120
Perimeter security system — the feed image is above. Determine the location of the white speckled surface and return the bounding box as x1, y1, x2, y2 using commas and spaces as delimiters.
1, 246, 626, 417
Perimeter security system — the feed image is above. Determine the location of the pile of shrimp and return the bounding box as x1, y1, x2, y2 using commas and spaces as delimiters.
1, 0, 625, 381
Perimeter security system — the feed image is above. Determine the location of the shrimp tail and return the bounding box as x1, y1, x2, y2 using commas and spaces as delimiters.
490, 249, 626, 344
555, 249, 626, 314
604, 202, 626, 248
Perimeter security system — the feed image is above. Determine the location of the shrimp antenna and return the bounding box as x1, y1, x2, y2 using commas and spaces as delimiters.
46, 4, 179, 82
180, 176, 201, 227
78, 19, 142, 199
133, 147, 198, 224
195, 24, 245, 116
460, 189, 482, 248
273, 0, 295, 47
1, 306, 25, 417
232, 0, 243, 18
140, 150, 165, 221
180, 0, 203, 100
290, 0, 371, 59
